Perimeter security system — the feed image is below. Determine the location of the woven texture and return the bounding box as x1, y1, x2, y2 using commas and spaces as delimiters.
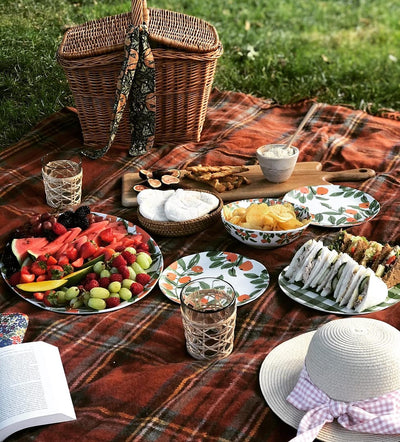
137, 190, 223, 236
1, 90, 400, 441
58, 0, 222, 149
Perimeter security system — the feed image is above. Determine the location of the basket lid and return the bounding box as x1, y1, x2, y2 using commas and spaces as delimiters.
59, 7, 221, 60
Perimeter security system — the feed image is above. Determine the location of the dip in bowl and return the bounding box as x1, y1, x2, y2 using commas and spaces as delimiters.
256, 144, 299, 183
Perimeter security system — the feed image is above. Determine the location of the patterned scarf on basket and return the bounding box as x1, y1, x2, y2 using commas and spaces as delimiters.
81, 24, 156, 159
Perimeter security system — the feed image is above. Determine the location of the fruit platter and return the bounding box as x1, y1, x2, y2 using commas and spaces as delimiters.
0, 206, 163, 314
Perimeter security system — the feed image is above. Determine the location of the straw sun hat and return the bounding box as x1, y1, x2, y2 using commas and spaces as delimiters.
259, 318, 400, 442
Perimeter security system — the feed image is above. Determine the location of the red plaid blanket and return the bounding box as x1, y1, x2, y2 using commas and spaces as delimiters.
1, 89, 400, 441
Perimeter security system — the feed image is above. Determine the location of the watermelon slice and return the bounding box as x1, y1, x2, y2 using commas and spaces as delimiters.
29, 227, 82, 259
12, 237, 49, 264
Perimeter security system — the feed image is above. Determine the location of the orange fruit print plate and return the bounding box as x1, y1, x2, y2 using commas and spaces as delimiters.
159, 251, 269, 306
283, 185, 380, 227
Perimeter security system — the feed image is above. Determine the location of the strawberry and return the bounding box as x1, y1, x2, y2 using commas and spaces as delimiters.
20, 272, 35, 283
136, 242, 149, 253
46, 255, 58, 266
99, 228, 114, 244
36, 274, 48, 282
99, 277, 110, 288
71, 257, 84, 268
80, 241, 98, 260
121, 250, 136, 265
84, 279, 99, 291
30, 260, 47, 276
111, 254, 127, 268
103, 248, 116, 261
85, 272, 98, 281
66, 247, 78, 261
57, 255, 70, 267
130, 281, 144, 296
105, 297, 121, 308
9, 271, 21, 286
117, 266, 130, 280
33, 292, 45, 301
47, 265, 64, 279
135, 273, 151, 286
52, 222, 67, 236
109, 273, 123, 283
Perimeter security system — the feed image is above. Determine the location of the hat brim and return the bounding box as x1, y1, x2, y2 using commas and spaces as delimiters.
259, 331, 400, 442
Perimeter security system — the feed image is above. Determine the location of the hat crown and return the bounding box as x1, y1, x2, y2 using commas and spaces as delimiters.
305, 318, 400, 402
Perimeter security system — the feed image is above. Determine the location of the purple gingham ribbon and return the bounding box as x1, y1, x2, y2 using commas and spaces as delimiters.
287, 366, 400, 442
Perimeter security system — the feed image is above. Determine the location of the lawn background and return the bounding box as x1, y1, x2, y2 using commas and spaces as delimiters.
1, 0, 400, 148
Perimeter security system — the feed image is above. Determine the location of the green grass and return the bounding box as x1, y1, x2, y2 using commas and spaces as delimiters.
1, 0, 400, 148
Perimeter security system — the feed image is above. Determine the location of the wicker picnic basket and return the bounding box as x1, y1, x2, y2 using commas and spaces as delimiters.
57, 0, 223, 150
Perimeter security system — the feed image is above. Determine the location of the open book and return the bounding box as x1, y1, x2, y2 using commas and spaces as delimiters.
0, 341, 76, 440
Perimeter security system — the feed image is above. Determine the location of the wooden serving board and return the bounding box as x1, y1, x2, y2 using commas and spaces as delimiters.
121, 162, 375, 207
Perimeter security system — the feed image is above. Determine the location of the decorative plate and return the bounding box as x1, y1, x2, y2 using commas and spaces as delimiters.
278, 268, 400, 315
283, 185, 380, 227
0, 213, 164, 315
159, 251, 270, 306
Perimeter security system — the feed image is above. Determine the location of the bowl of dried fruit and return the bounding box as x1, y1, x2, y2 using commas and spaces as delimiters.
221, 198, 311, 248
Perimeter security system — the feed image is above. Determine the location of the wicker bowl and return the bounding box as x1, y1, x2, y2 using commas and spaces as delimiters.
137, 190, 223, 237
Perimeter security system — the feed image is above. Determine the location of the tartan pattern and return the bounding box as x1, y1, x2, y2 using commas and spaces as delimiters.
287, 366, 400, 441
0, 89, 400, 441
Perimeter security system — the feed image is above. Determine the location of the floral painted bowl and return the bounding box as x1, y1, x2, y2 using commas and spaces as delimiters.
221, 198, 311, 249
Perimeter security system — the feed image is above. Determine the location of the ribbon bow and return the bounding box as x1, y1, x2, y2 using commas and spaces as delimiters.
287, 366, 400, 442
81, 23, 156, 159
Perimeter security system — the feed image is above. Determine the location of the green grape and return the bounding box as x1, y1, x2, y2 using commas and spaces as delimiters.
56, 290, 67, 305
122, 278, 135, 289
88, 297, 106, 310
124, 246, 136, 255
127, 266, 136, 279
119, 287, 132, 301
93, 261, 106, 274
136, 252, 152, 269
108, 281, 121, 293
65, 286, 80, 301
70, 297, 83, 308
131, 262, 145, 275
100, 269, 111, 278
90, 287, 110, 299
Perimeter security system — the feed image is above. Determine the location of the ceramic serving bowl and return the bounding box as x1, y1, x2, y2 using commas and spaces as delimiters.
221, 198, 311, 249
256, 144, 299, 183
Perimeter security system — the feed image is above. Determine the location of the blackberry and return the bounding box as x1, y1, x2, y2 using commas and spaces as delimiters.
75, 205, 90, 218
58, 210, 75, 228
2, 244, 19, 276
76, 217, 90, 230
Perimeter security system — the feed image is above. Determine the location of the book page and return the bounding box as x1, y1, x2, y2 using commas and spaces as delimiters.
0, 341, 76, 440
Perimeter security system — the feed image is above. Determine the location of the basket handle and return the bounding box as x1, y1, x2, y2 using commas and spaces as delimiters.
131, 0, 149, 26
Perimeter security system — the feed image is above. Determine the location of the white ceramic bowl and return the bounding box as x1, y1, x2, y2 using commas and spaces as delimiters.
256, 144, 299, 183
221, 198, 311, 249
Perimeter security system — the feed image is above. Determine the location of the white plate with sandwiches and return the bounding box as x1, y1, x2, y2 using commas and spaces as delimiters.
279, 234, 400, 314
279, 271, 400, 315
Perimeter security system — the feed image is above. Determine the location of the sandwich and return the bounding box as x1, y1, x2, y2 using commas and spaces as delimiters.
284, 239, 388, 312
329, 231, 400, 288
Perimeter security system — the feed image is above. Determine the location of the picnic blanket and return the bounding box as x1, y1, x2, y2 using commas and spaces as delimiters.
1, 88, 400, 441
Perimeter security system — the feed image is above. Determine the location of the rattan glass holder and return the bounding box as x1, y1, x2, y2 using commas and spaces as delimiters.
57, 0, 223, 150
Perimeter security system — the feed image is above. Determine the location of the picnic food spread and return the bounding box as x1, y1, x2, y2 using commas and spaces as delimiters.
1, 92, 400, 441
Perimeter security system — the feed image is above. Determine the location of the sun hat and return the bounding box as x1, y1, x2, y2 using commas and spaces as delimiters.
259, 318, 400, 442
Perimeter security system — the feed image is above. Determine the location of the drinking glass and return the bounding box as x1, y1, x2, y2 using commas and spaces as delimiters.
180, 277, 237, 360
41, 151, 82, 209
